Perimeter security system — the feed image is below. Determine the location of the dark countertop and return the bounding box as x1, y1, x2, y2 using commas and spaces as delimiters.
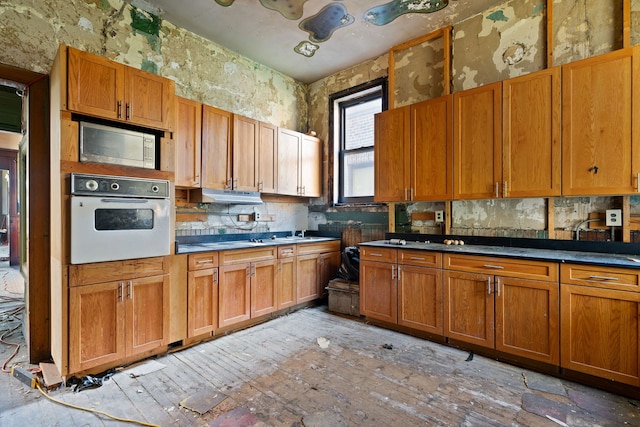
176, 236, 340, 254
359, 239, 640, 269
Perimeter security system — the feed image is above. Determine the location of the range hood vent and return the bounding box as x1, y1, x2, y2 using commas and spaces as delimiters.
190, 188, 263, 205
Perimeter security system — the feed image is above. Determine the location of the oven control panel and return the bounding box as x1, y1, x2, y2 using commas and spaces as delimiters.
71, 173, 169, 198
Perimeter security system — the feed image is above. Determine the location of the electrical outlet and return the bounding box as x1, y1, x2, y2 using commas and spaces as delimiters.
253, 207, 262, 221
435, 211, 444, 223
605, 209, 622, 226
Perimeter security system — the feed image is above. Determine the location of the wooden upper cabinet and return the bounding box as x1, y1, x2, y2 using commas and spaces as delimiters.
174, 97, 202, 188
562, 47, 640, 196
411, 95, 453, 201
276, 128, 322, 197
66, 46, 173, 130
300, 134, 322, 197
453, 82, 502, 200
67, 47, 124, 121
202, 105, 232, 190
258, 122, 278, 194
277, 128, 300, 196
502, 67, 561, 198
374, 106, 410, 202
233, 115, 259, 191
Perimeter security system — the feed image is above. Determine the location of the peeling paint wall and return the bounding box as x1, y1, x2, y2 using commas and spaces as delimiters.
0, 0, 307, 129
452, 0, 546, 91
393, 36, 445, 108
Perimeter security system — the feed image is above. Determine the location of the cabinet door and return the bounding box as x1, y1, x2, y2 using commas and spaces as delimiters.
562, 47, 639, 195
453, 82, 502, 199
125, 67, 173, 130
187, 268, 218, 337
127, 274, 169, 356
411, 95, 452, 201
561, 284, 640, 386
174, 97, 202, 188
300, 135, 322, 197
495, 277, 559, 364
67, 47, 124, 121
251, 259, 277, 317
398, 265, 443, 335
219, 263, 251, 327
297, 253, 320, 303
444, 270, 494, 347
502, 67, 561, 198
202, 105, 232, 189
277, 257, 297, 309
374, 107, 410, 202
277, 128, 301, 196
360, 260, 397, 323
69, 281, 125, 373
258, 122, 278, 193
318, 251, 340, 297
233, 115, 259, 191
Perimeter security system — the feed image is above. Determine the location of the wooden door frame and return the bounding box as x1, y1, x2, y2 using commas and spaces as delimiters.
0, 62, 50, 363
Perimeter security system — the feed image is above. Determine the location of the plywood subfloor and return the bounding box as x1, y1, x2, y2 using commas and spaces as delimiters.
1, 307, 639, 426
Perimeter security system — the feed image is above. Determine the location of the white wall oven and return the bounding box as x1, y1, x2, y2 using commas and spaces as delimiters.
70, 173, 171, 264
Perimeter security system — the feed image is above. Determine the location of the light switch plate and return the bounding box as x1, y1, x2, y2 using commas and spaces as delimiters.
605, 209, 622, 226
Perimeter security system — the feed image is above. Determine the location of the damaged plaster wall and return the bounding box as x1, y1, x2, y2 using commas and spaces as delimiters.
393, 36, 445, 108
0, 0, 308, 130
310, 0, 638, 239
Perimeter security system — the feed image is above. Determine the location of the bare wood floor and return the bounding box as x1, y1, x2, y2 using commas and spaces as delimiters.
1, 305, 639, 426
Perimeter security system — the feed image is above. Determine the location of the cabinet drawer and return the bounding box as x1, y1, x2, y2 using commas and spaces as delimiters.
220, 246, 276, 265
296, 240, 340, 255
398, 250, 442, 268
444, 254, 558, 282
360, 246, 397, 263
561, 264, 640, 292
278, 245, 297, 258
188, 252, 219, 270
69, 257, 166, 287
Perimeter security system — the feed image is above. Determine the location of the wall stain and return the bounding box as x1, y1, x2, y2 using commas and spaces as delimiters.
487, 10, 509, 22
130, 7, 162, 53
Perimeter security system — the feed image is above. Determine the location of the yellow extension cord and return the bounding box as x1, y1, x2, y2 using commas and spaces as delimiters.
35, 382, 160, 427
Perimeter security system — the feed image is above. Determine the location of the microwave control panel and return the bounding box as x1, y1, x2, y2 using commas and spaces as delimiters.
71, 173, 169, 199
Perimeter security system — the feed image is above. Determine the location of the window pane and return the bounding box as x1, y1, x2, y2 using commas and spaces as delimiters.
342, 149, 374, 198
344, 98, 381, 150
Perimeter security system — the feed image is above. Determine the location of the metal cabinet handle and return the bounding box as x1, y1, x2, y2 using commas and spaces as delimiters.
118, 283, 123, 301
497, 277, 501, 297
117, 101, 123, 119
495, 182, 499, 198
487, 277, 492, 295
503, 181, 508, 198
409, 257, 425, 261
637, 173, 639, 192
588, 275, 619, 281
214, 270, 218, 283
370, 253, 383, 257
397, 266, 401, 280
127, 281, 132, 299
126, 103, 131, 120
483, 264, 505, 269
391, 265, 396, 280
196, 259, 213, 265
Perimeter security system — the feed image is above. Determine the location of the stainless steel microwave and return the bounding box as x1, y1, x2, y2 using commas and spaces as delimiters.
79, 121, 157, 169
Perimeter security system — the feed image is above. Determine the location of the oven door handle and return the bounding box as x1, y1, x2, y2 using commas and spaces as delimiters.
99, 198, 151, 204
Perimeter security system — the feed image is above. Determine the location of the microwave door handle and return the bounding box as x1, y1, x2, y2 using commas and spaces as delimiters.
100, 198, 150, 204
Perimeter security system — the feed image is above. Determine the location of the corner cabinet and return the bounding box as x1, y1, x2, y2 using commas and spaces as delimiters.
277, 128, 322, 197
374, 95, 452, 202
68, 257, 170, 374
66, 46, 173, 130
562, 47, 640, 196
560, 264, 640, 386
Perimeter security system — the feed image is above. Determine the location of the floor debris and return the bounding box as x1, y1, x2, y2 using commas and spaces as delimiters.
121, 359, 166, 378
180, 388, 228, 415
316, 337, 330, 349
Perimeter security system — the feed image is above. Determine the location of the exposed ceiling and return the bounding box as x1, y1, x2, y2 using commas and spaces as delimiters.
132, 0, 503, 84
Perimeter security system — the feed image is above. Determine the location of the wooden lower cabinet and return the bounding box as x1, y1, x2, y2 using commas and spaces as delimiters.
443, 256, 559, 364
250, 259, 278, 317
69, 274, 169, 374
398, 265, 443, 335
560, 263, 640, 386
360, 260, 397, 323
218, 263, 251, 327
443, 271, 495, 347
277, 246, 297, 309
187, 268, 218, 337
296, 241, 340, 303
